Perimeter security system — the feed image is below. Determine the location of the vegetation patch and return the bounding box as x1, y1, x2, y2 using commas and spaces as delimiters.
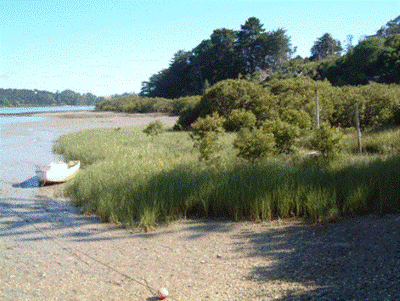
54, 123, 400, 229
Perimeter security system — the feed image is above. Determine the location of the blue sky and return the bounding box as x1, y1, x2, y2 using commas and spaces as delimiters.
1, 0, 398, 96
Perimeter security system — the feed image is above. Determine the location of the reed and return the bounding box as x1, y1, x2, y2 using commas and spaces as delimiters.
54, 124, 400, 228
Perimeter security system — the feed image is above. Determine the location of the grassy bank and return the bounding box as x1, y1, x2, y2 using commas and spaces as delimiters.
54, 124, 400, 228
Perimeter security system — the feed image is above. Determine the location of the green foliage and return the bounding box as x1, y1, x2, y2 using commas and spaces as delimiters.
359, 127, 400, 154
143, 120, 164, 136
56, 124, 400, 228
174, 76, 400, 133
141, 17, 292, 99
324, 35, 400, 85
310, 122, 343, 156
96, 95, 201, 116
233, 127, 275, 163
237, 18, 293, 73
190, 112, 226, 161
177, 79, 276, 129
280, 109, 312, 130
0, 88, 103, 107
268, 76, 337, 124
330, 83, 400, 128
310, 33, 343, 60
266, 77, 400, 129
190, 112, 225, 137
376, 15, 400, 37
199, 79, 268, 117
224, 108, 257, 131
263, 119, 301, 153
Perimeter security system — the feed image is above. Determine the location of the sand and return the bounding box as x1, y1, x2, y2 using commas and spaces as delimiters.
1, 111, 399, 300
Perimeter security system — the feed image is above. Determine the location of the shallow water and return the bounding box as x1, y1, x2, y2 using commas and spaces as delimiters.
0, 105, 95, 115
0, 112, 178, 189
0, 106, 95, 125
0, 115, 47, 125
0, 124, 63, 187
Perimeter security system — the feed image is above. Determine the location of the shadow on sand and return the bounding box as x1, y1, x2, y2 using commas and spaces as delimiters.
0, 195, 130, 243
237, 216, 400, 300
12, 176, 40, 189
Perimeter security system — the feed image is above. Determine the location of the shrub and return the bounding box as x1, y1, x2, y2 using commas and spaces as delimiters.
199, 79, 267, 117
310, 122, 343, 156
190, 112, 225, 138
143, 120, 164, 136
190, 112, 225, 161
224, 108, 257, 131
233, 127, 275, 163
267, 77, 337, 124
263, 119, 301, 153
280, 109, 312, 130
177, 79, 276, 129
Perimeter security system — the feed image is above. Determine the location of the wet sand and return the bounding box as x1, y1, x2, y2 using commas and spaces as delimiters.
0, 111, 178, 187
1, 111, 399, 300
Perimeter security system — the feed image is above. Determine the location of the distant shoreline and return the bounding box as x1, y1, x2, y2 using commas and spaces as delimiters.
0, 105, 95, 116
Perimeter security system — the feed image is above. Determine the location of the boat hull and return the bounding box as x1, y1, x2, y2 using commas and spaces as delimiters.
36, 161, 80, 186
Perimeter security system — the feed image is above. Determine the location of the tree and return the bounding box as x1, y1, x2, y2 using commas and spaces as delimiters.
377, 15, 400, 37
344, 34, 354, 54
209, 28, 241, 83
258, 28, 293, 69
141, 51, 194, 98
140, 17, 294, 99
324, 36, 398, 85
311, 33, 343, 60
236, 17, 266, 73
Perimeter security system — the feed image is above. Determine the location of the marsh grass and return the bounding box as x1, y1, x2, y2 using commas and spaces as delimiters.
341, 126, 400, 155
54, 124, 400, 228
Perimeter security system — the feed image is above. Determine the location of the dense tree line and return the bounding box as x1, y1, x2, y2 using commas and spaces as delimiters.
140, 16, 399, 99
140, 17, 293, 98
0, 88, 105, 107
274, 16, 400, 86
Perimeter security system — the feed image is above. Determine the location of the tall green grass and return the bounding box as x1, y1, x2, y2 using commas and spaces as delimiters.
340, 126, 400, 154
54, 124, 400, 228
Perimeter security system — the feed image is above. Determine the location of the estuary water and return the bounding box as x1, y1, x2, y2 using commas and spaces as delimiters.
0, 110, 177, 188
0, 106, 93, 186
0, 106, 95, 125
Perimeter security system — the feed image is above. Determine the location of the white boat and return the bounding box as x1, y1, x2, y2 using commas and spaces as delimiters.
36, 160, 80, 186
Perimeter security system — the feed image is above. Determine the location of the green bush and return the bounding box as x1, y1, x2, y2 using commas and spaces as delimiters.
331, 83, 400, 128
143, 120, 164, 136
280, 108, 312, 130
263, 119, 301, 153
310, 122, 343, 156
233, 127, 275, 163
190, 112, 226, 161
95, 95, 201, 116
177, 79, 276, 129
224, 108, 257, 131
199, 79, 267, 117
267, 77, 337, 125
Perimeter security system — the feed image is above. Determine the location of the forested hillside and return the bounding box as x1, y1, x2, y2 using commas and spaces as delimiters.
0, 88, 105, 107
140, 16, 400, 98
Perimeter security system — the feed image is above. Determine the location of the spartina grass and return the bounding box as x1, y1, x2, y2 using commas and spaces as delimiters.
57, 124, 400, 228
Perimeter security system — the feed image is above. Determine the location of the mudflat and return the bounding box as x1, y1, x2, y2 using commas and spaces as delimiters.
1, 111, 399, 300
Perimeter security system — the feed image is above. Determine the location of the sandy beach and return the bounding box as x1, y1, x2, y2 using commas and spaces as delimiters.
1, 111, 399, 300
